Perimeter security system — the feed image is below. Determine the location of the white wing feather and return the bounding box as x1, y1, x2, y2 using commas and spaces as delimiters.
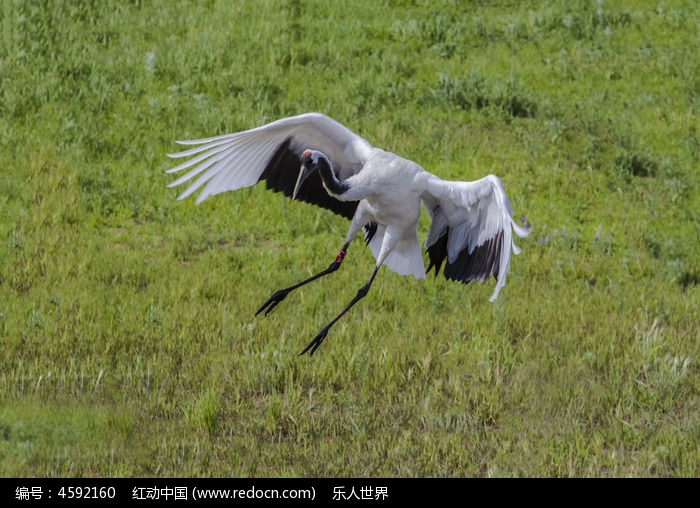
422, 174, 529, 301
166, 113, 373, 204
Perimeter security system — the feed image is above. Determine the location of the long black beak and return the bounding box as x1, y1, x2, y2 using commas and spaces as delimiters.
292, 162, 314, 200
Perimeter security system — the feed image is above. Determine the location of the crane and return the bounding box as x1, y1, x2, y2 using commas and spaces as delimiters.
166, 113, 529, 355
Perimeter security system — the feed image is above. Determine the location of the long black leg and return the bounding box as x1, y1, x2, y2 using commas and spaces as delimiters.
255, 242, 350, 317
299, 265, 381, 356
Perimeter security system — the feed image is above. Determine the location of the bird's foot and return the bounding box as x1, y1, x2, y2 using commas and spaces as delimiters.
255, 289, 290, 316
299, 327, 329, 356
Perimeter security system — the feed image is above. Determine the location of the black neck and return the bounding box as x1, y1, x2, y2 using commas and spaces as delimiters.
318, 158, 350, 196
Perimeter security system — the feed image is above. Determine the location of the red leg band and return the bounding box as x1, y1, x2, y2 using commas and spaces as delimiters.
334, 249, 346, 264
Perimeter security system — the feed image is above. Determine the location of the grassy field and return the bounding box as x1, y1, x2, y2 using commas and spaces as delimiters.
0, 0, 698, 477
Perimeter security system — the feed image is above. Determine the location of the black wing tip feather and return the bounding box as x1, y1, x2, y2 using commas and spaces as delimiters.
258, 137, 358, 220
426, 229, 504, 284
426, 232, 448, 277
363, 221, 378, 245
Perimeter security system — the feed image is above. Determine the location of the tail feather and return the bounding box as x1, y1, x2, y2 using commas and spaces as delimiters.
367, 225, 425, 279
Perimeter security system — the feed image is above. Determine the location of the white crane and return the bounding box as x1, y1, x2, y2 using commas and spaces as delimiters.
166, 113, 529, 355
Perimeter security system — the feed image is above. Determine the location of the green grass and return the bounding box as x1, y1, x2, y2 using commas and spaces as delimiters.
0, 0, 698, 477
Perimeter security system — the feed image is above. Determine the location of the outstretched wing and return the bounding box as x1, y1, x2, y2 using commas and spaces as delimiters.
166, 113, 373, 218
421, 174, 529, 301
